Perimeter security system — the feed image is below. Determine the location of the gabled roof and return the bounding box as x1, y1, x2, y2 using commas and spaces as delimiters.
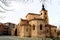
26, 13, 40, 17
20, 18, 29, 26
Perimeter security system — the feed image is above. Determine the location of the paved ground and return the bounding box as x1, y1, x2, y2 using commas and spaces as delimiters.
0, 36, 59, 40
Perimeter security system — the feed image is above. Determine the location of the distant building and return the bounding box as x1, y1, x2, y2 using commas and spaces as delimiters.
57, 27, 60, 38
17, 4, 57, 38
4, 22, 17, 36
0, 23, 7, 35
0, 22, 17, 36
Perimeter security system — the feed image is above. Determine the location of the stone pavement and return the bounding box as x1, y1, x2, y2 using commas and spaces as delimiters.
0, 36, 58, 40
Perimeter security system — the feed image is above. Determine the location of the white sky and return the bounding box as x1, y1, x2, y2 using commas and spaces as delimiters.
0, 0, 60, 28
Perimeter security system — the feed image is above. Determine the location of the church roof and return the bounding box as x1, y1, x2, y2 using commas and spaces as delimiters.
29, 17, 44, 21
42, 4, 45, 10
45, 24, 57, 28
21, 18, 28, 21
26, 13, 40, 18
20, 18, 29, 26
40, 4, 47, 12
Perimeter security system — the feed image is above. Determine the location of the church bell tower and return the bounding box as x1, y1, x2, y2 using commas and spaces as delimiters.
40, 4, 49, 24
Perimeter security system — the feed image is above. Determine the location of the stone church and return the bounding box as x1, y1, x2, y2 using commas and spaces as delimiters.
17, 4, 57, 38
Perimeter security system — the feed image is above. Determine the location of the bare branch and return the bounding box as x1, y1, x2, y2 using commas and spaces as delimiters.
0, 5, 10, 11
0, 10, 5, 13
0, 0, 10, 7
0, 0, 13, 12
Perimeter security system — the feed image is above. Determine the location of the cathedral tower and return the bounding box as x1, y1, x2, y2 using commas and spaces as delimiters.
40, 4, 49, 24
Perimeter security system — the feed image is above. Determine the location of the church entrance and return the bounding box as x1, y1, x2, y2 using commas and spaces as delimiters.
14, 29, 17, 36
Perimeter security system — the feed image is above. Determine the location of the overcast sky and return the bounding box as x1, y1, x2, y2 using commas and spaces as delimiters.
0, 0, 60, 28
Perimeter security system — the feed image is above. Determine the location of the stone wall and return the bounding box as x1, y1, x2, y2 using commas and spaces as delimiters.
29, 19, 45, 37
17, 25, 31, 37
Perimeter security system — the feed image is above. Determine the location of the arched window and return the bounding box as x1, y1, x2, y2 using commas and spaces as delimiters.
55, 30, 56, 32
45, 13, 46, 15
33, 25, 35, 30
26, 28, 28, 32
40, 24, 42, 30
45, 17, 47, 19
